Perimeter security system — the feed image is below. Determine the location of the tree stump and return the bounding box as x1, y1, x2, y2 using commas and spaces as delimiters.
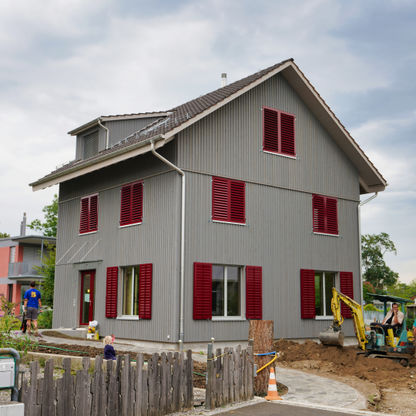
249, 320, 273, 395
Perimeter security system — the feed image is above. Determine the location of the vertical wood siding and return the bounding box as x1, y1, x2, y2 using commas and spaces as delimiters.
55, 144, 181, 342
107, 118, 162, 148
177, 73, 360, 341
182, 173, 359, 341
75, 117, 162, 160
57, 73, 362, 342
177, 74, 359, 200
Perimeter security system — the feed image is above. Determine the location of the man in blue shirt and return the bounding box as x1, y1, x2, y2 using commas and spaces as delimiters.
23, 281, 42, 337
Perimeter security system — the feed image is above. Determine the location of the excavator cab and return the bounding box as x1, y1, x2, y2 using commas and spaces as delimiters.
367, 293, 412, 353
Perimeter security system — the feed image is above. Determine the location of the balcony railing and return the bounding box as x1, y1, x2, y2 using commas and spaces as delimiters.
8, 262, 41, 277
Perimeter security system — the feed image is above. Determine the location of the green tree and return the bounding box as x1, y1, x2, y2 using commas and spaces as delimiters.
29, 195, 58, 307
28, 194, 58, 237
386, 279, 416, 300
0, 232, 10, 238
35, 244, 55, 307
363, 281, 376, 304
361, 232, 399, 291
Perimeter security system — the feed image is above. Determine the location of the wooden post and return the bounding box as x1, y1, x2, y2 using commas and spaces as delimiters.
205, 343, 214, 410
185, 350, 193, 409
249, 320, 273, 395
247, 339, 254, 399
172, 352, 180, 412
42, 359, 55, 415
134, 353, 143, 416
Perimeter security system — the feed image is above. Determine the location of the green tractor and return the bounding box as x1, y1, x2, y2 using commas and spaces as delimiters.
364, 293, 415, 363
319, 289, 415, 365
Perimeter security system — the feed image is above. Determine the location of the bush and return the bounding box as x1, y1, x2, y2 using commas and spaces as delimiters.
0, 295, 21, 334
364, 303, 382, 312
406, 317, 415, 331
0, 314, 21, 334
0, 334, 37, 355
38, 309, 53, 329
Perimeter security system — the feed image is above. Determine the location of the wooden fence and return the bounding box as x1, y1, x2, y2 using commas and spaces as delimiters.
19, 351, 193, 416
205, 343, 254, 410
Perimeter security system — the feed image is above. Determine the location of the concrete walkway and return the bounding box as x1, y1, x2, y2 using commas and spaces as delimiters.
275, 367, 367, 410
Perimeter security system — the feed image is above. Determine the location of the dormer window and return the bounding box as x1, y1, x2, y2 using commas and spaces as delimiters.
83, 131, 98, 159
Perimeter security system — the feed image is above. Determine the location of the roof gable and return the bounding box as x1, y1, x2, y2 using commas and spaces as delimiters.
31, 59, 386, 194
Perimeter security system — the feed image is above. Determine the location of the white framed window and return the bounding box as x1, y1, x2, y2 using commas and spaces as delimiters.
121, 265, 139, 316
212, 265, 243, 319
9, 246, 16, 263
314, 271, 336, 317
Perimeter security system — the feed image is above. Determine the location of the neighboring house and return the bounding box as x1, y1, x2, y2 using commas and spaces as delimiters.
0, 214, 55, 314
31, 59, 386, 344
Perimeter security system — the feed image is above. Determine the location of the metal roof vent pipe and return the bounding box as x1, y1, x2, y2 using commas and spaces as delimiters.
20, 212, 26, 236
221, 73, 227, 87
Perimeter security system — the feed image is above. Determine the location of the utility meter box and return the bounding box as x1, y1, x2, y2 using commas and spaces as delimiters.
0, 358, 15, 389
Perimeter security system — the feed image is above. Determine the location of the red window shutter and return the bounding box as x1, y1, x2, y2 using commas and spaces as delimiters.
230, 180, 245, 223
105, 267, 118, 318
280, 113, 295, 155
212, 177, 229, 221
246, 266, 262, 319
131, 182, 143, 224
79, 198, 89, 234
340, 272, 353, 319
326, 198, 338, 235
120, 185, 132, 226
120, 182, 143, 226
263, 108, 279, 152
138, 263, 152, 319
312, 195, 325, 233
213, 177, 246, 224
301, 269, 316, 319
89, 195, 98, 231
193, 262, 212, 320
313, 195, 338, 235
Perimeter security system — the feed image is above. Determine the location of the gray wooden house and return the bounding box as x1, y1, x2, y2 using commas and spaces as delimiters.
31, 59, 386, 344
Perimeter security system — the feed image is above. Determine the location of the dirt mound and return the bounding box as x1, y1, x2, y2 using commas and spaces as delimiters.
275, 339, 415, 384
275, 339, 416, 414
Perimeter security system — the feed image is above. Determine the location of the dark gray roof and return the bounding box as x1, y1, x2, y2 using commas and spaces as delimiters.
31, 58, 387, 192
32, 58, 293, 184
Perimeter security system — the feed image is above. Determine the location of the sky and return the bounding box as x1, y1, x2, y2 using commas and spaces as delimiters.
0, 0, 415, 283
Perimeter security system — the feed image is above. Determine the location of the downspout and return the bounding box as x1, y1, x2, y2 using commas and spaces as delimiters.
150, 140, 185, 350
98, 119, 110, 150
358, 192, 378, 308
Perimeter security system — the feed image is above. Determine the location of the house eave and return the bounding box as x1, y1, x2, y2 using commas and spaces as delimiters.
34, 59, 386, 193
280, 64, 387, 192
30, 135, 168, 191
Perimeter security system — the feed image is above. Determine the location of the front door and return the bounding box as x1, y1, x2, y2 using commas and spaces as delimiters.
80, 270, 95, 325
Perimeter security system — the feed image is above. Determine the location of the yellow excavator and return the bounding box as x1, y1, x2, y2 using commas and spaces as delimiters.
319, 288, 415, 365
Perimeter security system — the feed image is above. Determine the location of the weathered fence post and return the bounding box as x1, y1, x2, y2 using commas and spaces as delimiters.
19, 347, 196, 416
41, 359, 55, 415
185, 349, 193, 409
205, 343, 214, 410
247, 339, 254, 399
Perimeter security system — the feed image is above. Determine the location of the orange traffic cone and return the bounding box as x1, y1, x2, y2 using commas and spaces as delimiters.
265, 367, 282, 401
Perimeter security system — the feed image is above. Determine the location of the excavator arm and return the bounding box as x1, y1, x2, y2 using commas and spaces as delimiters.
319, 287, 367, 350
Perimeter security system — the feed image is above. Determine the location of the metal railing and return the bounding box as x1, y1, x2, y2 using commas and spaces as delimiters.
8, 262, 40, 277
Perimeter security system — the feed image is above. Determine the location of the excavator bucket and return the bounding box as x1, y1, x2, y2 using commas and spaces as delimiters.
319, 328, 344, 347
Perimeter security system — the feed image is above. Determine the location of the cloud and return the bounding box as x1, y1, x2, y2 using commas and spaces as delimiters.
0, 0, 415, 285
